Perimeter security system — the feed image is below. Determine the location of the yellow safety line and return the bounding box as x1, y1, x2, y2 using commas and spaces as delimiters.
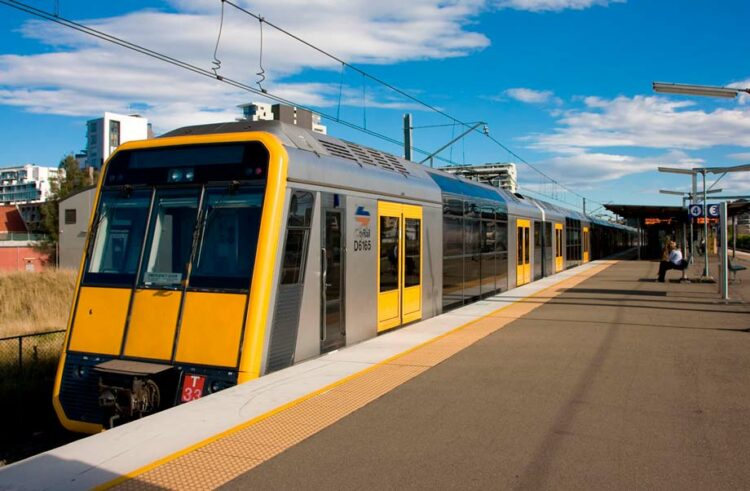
100, 260, 616, 490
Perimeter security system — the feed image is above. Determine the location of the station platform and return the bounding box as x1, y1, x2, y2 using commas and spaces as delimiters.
1, 254, 749, 490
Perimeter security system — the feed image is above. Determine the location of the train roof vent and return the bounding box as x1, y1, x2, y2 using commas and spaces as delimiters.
344, 141, 410, 177
318, 139, 359, 163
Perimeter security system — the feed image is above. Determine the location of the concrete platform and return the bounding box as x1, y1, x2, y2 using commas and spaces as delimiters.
1, 256, 748, 490
224, 257, 750, 490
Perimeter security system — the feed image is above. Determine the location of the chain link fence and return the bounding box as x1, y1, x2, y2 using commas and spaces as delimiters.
0, 330, 77, 464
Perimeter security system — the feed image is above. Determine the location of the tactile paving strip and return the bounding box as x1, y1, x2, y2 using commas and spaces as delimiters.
109, 262, 615, 490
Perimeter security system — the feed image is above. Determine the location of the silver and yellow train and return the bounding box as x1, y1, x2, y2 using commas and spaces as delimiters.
53, 120, 636, 433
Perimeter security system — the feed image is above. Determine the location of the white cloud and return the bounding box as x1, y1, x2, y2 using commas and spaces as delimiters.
728, 152, 750, 161
495, 0, 625, 12
503, 87, 561, 105
0, 0, 491, 133
531, 95, 750, 151
534, 149, 702, 185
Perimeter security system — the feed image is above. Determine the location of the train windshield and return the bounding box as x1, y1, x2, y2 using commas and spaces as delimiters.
139, 189, 201, 289
86, 189, 151, 284
190, 186, 265, 290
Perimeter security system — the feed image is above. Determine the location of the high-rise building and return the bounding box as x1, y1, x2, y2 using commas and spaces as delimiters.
443, 162, 518, 193
84, 112, 150, 169
237, 102, 327, 134
0, 164, 64, 205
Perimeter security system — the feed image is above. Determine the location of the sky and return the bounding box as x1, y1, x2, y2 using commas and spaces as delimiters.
2, 0, 750, 212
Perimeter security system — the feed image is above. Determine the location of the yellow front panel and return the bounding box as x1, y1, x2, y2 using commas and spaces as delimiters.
123, 289, 182, 361
176, 292, 246, 367
68, 287, 130, 355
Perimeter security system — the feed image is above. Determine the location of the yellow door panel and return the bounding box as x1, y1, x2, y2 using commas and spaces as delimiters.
583, 227, 590, 263
402, 286, 421, 323
377, 201, 423, 332
123, 289, 182, 360
68, 287, 130, 355
516, 219, 530, 286
378, 289, 400, 332
401, 206, 422, 324
555, 223, 563, 272
175, 292, 247, 367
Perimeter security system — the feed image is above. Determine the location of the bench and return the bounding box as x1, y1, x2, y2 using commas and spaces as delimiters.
729, 259, 747, 283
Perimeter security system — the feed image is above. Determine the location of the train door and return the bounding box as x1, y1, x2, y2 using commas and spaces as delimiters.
377, 202, 422, 332
555, 223, 564, 272
583, 226, 590, 263
321, 209, 345, 352
516, 219, 531, 286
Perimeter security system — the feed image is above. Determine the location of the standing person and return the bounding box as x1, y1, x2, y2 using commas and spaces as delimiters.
658, 241, 685, 282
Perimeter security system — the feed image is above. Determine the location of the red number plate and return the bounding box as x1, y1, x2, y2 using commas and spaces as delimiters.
181, 374, 206, 403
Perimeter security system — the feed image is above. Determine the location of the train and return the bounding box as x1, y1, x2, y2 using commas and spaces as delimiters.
53, 120, 636, 432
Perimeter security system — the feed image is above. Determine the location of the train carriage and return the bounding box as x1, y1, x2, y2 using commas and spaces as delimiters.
53, 120, 635, 432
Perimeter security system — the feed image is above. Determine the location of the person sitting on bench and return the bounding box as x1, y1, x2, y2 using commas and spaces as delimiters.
658, 241, 687, 282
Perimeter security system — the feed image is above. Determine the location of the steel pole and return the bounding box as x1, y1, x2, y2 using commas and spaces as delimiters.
720, 202, 729, 300
703, 170, 709, 277
690, 174, 697, 265
732, 215, 737, 258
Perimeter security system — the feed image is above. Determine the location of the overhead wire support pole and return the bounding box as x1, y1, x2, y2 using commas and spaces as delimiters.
419, 122, 485, 166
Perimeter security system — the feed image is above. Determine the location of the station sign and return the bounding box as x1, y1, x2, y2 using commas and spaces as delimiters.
688, 203, 720, 218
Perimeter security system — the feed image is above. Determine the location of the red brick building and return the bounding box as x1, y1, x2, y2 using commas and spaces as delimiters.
0, 205, 50, 272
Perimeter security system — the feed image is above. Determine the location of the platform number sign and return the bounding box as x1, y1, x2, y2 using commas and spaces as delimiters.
181, 374, 206, 402
688, 204, 720, 218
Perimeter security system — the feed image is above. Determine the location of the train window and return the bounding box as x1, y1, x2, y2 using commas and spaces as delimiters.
280, 229, 308, 285
379, 216, 399, 292
85, 189, 151, 285
404, 218, 421, 287
496, 222, 508, 254
287, 192, 313, 227
140, 189, 200, 288
442, 215, 463, 310
190, 186, 265, 290
517, 227, 524, 265
280, 191, 314, 285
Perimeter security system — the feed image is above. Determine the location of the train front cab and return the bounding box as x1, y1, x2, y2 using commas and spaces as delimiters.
53, 132, 288, 433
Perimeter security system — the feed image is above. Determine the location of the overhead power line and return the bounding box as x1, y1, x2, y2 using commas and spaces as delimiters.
1, 0, 603, 210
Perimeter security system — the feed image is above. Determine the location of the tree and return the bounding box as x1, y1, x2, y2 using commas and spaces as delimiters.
38, 155, 96, 257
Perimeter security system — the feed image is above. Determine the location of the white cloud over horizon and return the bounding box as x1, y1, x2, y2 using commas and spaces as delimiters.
495, 0, 625, 12
502, 87, 562, 105
522, 94, 750, 189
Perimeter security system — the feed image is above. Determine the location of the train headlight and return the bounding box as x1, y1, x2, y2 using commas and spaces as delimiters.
168, 169, 184, 182
184, 168, 195, 181
76, 365, 87, 378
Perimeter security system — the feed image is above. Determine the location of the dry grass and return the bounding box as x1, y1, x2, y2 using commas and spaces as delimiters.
0, 270, 76, 338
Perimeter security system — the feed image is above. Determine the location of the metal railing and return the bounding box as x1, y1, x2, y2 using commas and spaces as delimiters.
0, 232, 48, 242
0, 329, 67, 458
0, 329, 65, 373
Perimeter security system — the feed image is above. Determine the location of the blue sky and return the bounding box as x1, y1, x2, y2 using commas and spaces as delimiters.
2, 0, 750, 212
